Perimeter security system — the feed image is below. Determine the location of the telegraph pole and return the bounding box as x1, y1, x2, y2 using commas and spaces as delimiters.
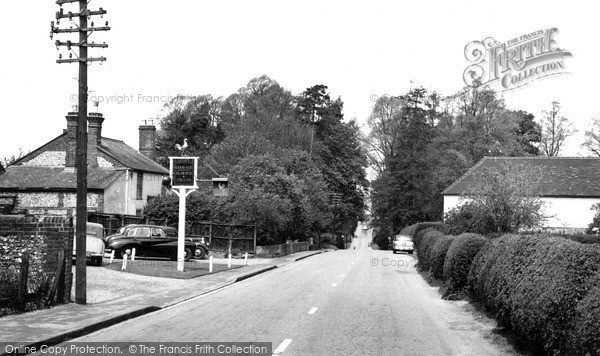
51, 0, 109, 304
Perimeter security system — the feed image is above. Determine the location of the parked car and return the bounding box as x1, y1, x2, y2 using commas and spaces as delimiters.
73, 222, 106, 266
391, 234, 414, 254
105, 224, 209, 260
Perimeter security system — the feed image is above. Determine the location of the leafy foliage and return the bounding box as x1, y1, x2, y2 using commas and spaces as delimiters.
442, 233, 487, 298
429, 235, 455, 279
468, 235, 600, 355
416, 229, 444, 272
443, 162, 546, 234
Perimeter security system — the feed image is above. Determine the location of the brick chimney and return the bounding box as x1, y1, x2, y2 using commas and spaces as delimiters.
65, 112, 78, 167
87, 113, 104, 168
139, 123, 157, 160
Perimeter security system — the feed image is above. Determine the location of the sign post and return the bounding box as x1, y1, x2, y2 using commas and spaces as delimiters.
169, 157, 199, 271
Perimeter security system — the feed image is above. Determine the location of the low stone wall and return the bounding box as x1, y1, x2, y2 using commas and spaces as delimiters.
256, 241, 310, 258
0, 215, 73, 305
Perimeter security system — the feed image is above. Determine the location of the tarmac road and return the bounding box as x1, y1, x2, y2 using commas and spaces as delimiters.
72, 232, 519, 356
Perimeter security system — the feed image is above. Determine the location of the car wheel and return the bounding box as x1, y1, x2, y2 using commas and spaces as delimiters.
94, 257, 103, 266
392, 250, 396, 254
195, 248, 206, 260
408, 250, 414, 255
119, 247, 131, 259
184, 247, 192, 261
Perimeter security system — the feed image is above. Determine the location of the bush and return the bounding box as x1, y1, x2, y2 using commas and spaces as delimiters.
567, 273, 600, 355
417, 230, 444, 272
413, 225, 443, 252
468, 234, 600, 354
429, 235, 454, 280
443, 233, 487, 297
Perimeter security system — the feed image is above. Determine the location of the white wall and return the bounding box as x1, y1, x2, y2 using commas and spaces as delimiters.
443, 195, 600, 229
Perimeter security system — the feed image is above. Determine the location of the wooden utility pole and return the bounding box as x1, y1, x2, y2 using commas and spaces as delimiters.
51, 0, 109, 304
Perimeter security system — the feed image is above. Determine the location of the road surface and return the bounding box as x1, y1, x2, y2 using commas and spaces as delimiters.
73, 229, 518, 355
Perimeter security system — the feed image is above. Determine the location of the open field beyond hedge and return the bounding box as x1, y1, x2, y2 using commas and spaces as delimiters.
401, 222, 600, 356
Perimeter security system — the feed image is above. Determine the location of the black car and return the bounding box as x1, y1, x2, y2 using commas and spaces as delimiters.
106, 224, 209, 260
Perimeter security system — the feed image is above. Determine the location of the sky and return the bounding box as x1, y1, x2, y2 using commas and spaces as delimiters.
1, 1, 597, 161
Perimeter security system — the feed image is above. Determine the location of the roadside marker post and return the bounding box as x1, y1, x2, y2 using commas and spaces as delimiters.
121, 254, 127, 271
228, 253, 232, 269
168, 157, 199, 272
209, 255, 213, 273
109, 250, 115, 264
131, 248, 136, 261
244, 252, 248, 266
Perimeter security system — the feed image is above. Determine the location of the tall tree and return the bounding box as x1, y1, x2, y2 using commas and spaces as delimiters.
296, 85, 369, 236
366, 95, 404, 176
155, 95, 225, 167
539, 101, 575, 157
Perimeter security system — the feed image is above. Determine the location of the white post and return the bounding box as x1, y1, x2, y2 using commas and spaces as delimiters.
131, 247, 136, 261
121, 254, 127, 270
209, 255, 213, 273
244, 252, 248, 266
228, 253, 231, 269
109, 250, 115, 264
177, 187, 186, 271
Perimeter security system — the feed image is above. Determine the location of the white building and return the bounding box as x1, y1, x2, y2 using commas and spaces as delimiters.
442, 157, 600, 232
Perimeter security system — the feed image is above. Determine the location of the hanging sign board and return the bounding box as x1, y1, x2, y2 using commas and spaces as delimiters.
169, 157, 199, 188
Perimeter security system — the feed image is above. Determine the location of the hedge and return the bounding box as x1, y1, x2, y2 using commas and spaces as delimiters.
567, 272, 600, 355
442, 233, 487, 297
416, 230, 444, 272
468, 235, 600, 355
399, 221, 441, 238
429, 235, 455, 280
414, 226, 441, 252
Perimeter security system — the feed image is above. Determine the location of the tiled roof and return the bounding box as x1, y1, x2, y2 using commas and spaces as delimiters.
442, 157, 600, 197
0, 166, 122, 191
100, 138, 168, 174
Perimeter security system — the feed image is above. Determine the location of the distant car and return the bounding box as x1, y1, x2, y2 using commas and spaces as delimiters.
391, 234, 414, 254
105, 224, 209, 260
73, 222, 106, 266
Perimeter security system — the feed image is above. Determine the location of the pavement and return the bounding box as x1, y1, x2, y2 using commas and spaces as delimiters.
0, 250, 325, 353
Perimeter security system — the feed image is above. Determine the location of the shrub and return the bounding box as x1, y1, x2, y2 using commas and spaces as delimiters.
507, 238, 600, 354
468, 234, 600, 354
566, 273, 600, 355
443, 233, 487, 297
413, 226, 442, 252
429, 235, 454, 280
417, 230, 444, 272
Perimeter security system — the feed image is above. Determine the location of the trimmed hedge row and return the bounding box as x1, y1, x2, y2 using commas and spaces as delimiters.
468, 235, 600, 355
568, 273, 600, 355
430, 235, 455, 280
416, 230, 444, 272
443, 233, 487, 296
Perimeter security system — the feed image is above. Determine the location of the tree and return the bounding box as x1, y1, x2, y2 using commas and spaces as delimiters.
366, 95, 405, 176
297, 85, 369, 237
1, 148, 28, 168
443, 162, 546, 234
211, 151, 331, 244
370, 88, 440, 236
155, 95, 225, 167
539, 101, 575, 157
582, 114, 600, 157
206, 76, 312, 175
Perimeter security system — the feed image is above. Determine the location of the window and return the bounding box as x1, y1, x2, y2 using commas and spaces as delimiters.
136, 172, 143, 200
151, 228, 166, 238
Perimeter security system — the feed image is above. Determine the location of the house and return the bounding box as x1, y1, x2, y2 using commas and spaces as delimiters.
442, 156, 600, 232
0, 112, 168, 217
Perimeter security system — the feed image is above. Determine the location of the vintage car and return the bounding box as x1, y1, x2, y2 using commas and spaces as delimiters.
72, 222, 106, 266
105, 224, 209, 260
391, 234, 414, 254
